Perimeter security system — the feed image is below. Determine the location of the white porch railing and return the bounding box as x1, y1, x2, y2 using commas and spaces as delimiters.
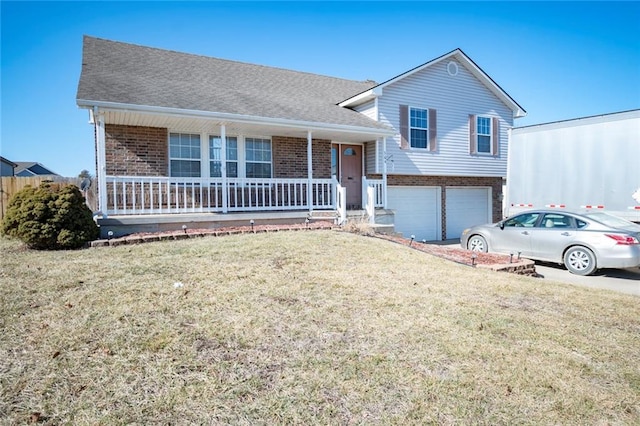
105, 176, 336, 215
362, 177, 385, 208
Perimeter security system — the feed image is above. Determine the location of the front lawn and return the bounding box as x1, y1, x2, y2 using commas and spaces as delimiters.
1, 231, 638, 424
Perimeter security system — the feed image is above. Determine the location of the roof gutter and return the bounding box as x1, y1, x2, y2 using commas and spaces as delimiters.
339, 87, 383, 108
77, 99, 396, 137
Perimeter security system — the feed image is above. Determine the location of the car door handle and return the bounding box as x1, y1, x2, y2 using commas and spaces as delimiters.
521, 231, 529, 235
561, 232, 571, 236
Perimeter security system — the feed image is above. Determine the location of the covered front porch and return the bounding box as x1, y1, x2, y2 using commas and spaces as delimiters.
97, 176, 387, 237
89, 105, 394, 237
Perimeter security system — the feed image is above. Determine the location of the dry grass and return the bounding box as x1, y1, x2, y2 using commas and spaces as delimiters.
1, 230, 639, 425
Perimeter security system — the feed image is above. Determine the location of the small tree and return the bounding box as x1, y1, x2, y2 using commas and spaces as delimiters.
1, 182, 99, 250
78, 169, 93, 179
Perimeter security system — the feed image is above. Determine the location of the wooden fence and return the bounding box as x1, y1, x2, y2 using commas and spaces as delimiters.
0, 176, 97, 222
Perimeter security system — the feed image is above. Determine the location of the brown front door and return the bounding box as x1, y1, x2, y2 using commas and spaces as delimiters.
339, 144, 362, 209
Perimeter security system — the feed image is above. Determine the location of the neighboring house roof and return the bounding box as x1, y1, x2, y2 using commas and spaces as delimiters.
14, 162, 59, 176
1, 156, 17, 176
339, 49, 527, 119
76, 36, 392, 134
1, 156, 17, 167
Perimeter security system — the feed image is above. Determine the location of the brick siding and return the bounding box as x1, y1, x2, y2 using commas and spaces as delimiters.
272, 136, 332, 178
105, 125, 168, 176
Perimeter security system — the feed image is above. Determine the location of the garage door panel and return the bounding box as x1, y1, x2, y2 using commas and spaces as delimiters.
446, 187, 490, 239
388, 186, 440, 241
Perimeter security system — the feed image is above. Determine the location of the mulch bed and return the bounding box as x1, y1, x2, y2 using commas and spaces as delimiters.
95, 221, 515, 267
375, 233, 514, 267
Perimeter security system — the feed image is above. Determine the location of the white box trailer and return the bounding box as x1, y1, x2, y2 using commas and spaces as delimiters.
506, 109, 640, 222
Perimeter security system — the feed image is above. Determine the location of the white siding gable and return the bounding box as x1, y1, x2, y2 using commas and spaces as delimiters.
376, 58, 514, 177
353, 100, 377, 121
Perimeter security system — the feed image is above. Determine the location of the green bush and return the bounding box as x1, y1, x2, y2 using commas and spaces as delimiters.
1, 182, 99, 250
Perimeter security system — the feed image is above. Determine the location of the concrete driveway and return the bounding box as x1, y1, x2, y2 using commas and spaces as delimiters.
442, 239, 640, 296
534, 262, 640, 297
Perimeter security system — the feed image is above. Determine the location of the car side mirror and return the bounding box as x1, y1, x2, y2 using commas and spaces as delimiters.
499, 222, 505, 230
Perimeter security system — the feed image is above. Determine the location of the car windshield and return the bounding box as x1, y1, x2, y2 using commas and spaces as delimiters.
583, 212, 640, 230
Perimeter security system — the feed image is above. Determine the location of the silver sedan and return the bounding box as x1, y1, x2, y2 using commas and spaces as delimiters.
460, 210, 640, 275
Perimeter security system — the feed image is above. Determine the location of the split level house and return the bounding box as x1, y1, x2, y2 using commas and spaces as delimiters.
76, 36, 526, 239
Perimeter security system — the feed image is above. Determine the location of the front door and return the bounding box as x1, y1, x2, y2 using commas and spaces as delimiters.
334, 144, 362, 209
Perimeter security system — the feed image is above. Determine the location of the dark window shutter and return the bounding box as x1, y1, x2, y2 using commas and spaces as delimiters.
428, 109, 437, 152
492, 117, 499, 156
399, 105, 409, 149
469, 114, 477, 154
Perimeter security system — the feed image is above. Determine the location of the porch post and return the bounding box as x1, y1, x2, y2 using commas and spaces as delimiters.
220, 125, 228, 213
382, 137, 388, 208
307, 130, 313, 212
95, 108, 107, 214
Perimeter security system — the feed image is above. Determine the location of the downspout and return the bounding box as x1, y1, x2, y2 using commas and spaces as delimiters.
307, 130, 313, 212
94, 107, 108, 215
221, 125, 228, 213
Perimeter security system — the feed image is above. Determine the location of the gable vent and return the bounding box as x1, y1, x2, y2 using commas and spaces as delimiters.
447, 61, 459, 76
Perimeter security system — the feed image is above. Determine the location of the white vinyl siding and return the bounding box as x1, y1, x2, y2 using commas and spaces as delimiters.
353, 100, 377, 121
377, 59, 513, 177
364, 140, 378, 174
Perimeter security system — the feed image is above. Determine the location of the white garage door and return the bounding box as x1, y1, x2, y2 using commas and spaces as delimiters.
387, 186, 440, 241
446, 187, 491, 239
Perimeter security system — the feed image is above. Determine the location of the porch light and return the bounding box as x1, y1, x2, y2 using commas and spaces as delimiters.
410, 235, 415, 247
182, 224, 187, 234
107, 230, 113, 240
250, 219, 255, 232
471, 252, 477, 266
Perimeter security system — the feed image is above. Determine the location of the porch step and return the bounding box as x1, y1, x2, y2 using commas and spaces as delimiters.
307, 210, 339, 222
370, 223, 395, 235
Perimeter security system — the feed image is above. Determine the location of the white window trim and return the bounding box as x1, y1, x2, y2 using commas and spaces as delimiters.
244, 136, 273, 179
168, 132, 272, 179
409, 106, 429, 150
168, 132, 203, 178
209, 135, 239, 178
475, 115, 493, 156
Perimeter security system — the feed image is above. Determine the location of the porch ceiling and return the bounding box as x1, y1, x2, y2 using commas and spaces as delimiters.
101, 109, 390, 143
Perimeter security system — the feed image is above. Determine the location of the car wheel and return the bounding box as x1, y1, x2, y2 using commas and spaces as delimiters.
467, 235, 488, 253
563, 246, 596, 276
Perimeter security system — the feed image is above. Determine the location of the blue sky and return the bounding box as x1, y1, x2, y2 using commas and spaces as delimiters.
1, 1, 639, 177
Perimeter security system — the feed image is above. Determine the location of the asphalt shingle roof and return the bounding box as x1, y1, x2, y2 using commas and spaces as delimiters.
77, 36, 389, 131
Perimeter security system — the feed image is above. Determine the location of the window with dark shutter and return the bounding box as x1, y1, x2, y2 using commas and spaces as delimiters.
492, 117, 499, 156
399, 105, 409, 149
469, 114, 477, 154
428, 109, 437, 152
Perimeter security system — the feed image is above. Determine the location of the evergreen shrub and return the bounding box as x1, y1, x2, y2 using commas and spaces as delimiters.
1, 182, 99, 250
